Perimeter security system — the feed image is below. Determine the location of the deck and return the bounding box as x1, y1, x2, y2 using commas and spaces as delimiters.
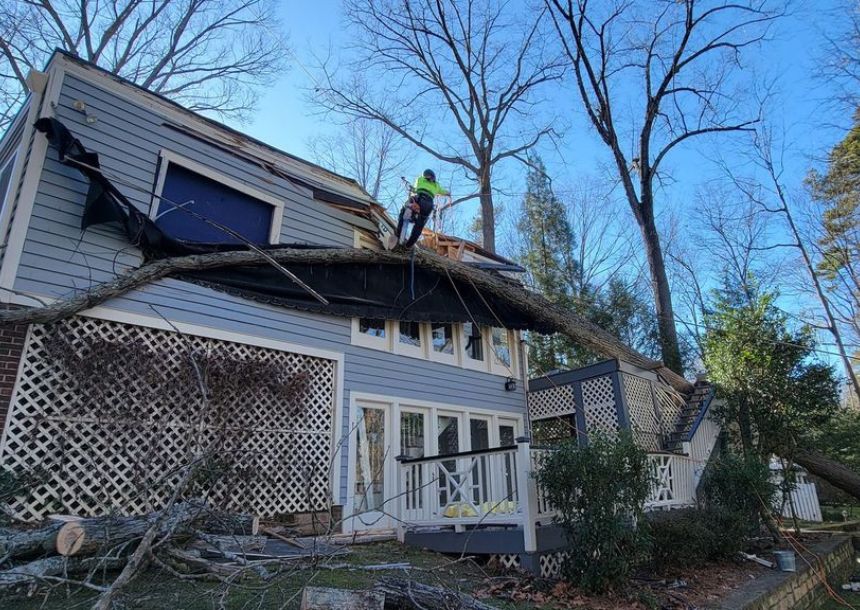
394, 440, 697, 559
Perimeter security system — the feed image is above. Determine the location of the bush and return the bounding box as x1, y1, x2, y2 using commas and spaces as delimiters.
699, 453, 776, 540
537, 433, 653, 594
647, 508, 715, 570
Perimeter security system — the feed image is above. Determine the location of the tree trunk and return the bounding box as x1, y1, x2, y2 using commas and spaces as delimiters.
56, 500, 205, 556
0, 522, 63, 561
0, 555, 126, 589
374, 577, 499, 610
301, 587, 384, 610
638, 209, 683, 373
0, 247, 692, 393
479, 169, 495, 253
792, 448, 860, 502
199, 513, 259, 536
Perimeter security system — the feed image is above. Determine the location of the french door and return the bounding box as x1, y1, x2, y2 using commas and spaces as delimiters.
349, 398, 521, 531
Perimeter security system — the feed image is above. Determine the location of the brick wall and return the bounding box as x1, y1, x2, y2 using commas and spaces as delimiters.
0, 317, 28, 435
742, 536, 856, 610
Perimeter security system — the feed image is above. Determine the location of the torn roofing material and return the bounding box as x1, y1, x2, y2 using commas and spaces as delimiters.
34, 117, 544, 330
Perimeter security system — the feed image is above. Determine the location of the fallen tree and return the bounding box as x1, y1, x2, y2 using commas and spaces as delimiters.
0, 246, 691, 392
792, 447, 860, 503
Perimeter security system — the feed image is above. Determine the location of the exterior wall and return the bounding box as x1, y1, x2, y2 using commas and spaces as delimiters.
0, 308, 27, 434
1, 61, 527, 508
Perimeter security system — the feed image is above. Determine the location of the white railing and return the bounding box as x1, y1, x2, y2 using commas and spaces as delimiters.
397, 444, 697, 550
686, 399, 721, 488
646, 453, 696, 509
399, 445, 524, 526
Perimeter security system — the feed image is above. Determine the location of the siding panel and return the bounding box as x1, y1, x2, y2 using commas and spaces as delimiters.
12, 68, 527, 508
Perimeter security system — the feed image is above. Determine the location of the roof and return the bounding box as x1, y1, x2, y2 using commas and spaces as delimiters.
420, 229, 524, 270
44, 50, 378, 211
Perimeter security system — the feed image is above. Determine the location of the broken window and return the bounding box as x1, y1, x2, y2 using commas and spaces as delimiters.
359, 318, 386, 338
431, 323, 454, 355
462, 322, 483, 362
491, 327, 512, 369
155, 163, 276, 244
399, 321, 421, 349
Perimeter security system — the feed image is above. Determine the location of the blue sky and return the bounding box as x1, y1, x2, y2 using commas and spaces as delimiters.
244, 1, 849, 218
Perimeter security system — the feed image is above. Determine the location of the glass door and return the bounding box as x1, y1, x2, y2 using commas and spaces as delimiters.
469, 416, 491, 503
353, 403, 390, 529
400, 408, 429, 516
436, 413, 462, 506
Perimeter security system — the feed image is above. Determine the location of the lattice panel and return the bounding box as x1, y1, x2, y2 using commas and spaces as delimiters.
490, 553, 521, 571
623, 374, 661, 451
540, 551, 569, 578
532, 417, 574, 444
528, 385, 576, 420
581, 375, 619, 438
656, 386, 685, 436
0, 317, 336, 522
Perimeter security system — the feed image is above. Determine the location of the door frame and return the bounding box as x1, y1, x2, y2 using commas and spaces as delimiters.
344, 392, 524, 533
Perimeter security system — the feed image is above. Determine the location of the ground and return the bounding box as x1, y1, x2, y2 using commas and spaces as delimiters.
2, 541, 777, 610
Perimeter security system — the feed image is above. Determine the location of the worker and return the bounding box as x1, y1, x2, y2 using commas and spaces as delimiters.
396, 169, 450, 248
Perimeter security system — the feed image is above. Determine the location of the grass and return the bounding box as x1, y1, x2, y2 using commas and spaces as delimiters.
1, 542, 536, 610
817, 590, 860, 609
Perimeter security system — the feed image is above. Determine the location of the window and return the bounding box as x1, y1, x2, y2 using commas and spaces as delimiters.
431, 323, 455, 355
355, 406, 386, 512
398, 321, 422, 349
153, 152, 282, 244
462, 322, 484, 363
0, 154, 16, 216
359, 318, 386, 338
491, 327, 512, 368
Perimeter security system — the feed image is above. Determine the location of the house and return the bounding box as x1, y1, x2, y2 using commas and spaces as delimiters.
0, 51, 720, 576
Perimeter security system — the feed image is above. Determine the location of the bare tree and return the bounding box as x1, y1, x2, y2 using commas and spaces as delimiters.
310, 0, 565, 253
722, 125, 860, 404
819, 0, 860, 112
544, 0, 780, 373
0, 0, 289, 130
307, 118, 407, 210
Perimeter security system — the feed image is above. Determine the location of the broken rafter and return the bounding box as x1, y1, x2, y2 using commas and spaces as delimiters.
0, 247, 692, 393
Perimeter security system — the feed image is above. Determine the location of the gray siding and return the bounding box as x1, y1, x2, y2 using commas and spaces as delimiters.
11, 69, 527, 505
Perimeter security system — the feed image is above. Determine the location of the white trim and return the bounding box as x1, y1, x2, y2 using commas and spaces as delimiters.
342, 390, 525, 533
427, 321, 458, 365
461, 322, 490, 373
0, 66, 65, 290
0, 325, 34, 453
0, 152, 19, 230
151, 149, 284, 245
351, 317, 392, 351
490, 327, 519, 378
55, 58, 376, 208
393, 320, 426, 359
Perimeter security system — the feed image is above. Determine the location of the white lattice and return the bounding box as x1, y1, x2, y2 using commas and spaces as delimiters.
490, 553, 521, 571
539, 551, 569, 578
581, 375, 618, 438
656, 386, 685, 436
528, 385, 576, 420
622, 374, 661, 451
0, 317, 336, 522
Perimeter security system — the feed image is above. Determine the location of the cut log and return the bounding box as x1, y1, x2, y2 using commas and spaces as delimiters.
199, 513, 259, 536
375, 576, 500, 610
0, 555, 126, 588
55, 500, 205, 557
0, 522, 63, 561
301, 586, 385, 610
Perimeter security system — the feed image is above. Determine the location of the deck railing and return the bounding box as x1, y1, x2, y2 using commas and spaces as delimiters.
397, 442, 697, 550
646, 452, 696, 508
